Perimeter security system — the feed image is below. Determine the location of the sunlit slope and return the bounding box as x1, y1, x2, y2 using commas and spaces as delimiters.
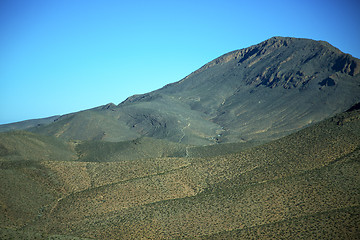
51, 109, 358, 239
0, 108, 356, 239
28, 106, 141, 142
0, 130, 188, 163
0, 115, 59, 133
0, 156, 202, 239
0, 132, 190, 237
0, 131, 76, 162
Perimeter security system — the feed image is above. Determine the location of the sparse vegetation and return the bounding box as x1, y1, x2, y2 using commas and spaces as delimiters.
1, 109, 359, 239
1, 37, 360, 239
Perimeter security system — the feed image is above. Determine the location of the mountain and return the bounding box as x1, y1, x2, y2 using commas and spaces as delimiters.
2, 37, 360, 145
0, 115, 59, 132
1, 104, 359, 239
1, 36, 360, 239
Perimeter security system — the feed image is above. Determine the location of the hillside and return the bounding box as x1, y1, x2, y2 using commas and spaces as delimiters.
1, 37, 360, 145
1, 36, 360, 239
1, 107, 359, 239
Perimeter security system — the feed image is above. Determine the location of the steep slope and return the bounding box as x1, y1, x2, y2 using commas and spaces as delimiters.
2, 37, 360, 145
1, 107, 359, 239
122, 36, 360, 143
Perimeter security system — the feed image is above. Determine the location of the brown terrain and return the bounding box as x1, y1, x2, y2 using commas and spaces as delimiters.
1, 37, 360, 239
0, 107, 359, 239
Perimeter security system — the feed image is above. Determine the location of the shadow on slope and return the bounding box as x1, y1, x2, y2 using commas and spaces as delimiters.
75, 137, 188, 162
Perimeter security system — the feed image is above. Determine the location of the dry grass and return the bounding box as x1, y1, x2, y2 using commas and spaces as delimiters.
1, 110, 360, 239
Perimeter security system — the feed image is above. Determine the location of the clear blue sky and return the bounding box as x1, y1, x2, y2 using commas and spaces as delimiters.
1, 0, 360, 124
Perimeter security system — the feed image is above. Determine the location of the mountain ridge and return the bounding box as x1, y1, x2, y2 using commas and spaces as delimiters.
137, 36, 358, 94
1, 36, 360, 145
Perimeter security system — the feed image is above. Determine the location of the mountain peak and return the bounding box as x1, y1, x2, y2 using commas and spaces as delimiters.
181, 37, 313, 81
116, 37, 360, 143
2, 37, 360, 145
179, 36, 359, 90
